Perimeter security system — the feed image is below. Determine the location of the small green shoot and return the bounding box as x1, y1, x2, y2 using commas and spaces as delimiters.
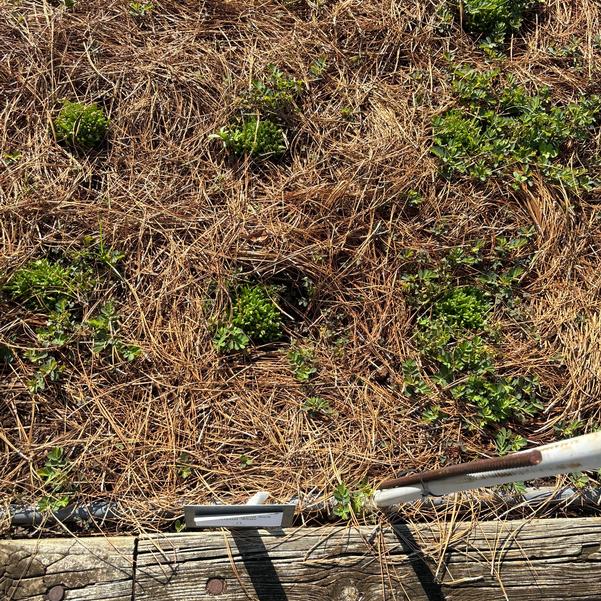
570, 471, 589, 490
332, 482, 373, 520
37, 447, 71, 511
301, 396, 333, 417
76, 230, 126, 272
37, 447, 67, 486
422, 405, 444, 424
2, 151, 21, 164
86, 302, 141, 361
35, 300, 75, 347
288, 343, 317, 382
494, 428, 527, 455
401, 359, 431, 397
212, 325, 250, 353
340, 106, 354, 119
555, 420, 584, 438
129, 1, 153, 16
239, 454, 254, 468
177, 452, 192, 479
174, 519, 186, 532
246, 65, 304, 116
407, 189, 424, 207
25, 353, 64, 393
498, 481, 527, 495
38, 495, 71, 512
309, 57, 327, 78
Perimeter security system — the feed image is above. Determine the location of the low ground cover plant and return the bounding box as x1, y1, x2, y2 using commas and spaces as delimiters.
36, 447, 72, 512
4, 0, 600, 531
288, 342, 317, 382
458, 0, 538, 47
53, 100, 109, 150
214, 65, 302, 159
3, 240, 139, 393
245, 64, 304, 117
301, 395, 333, 417
332, 482, 374, 520
4, 258, 95, 311
213, 284, 283, 352
215, 118, 287, 159
432, 67, 600, 189
401, 237, 542, 428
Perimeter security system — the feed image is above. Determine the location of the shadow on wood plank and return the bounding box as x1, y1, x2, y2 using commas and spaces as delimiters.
392, 523, 446, 601
231, 529, 288, 601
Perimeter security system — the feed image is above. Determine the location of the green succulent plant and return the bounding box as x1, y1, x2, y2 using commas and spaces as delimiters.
53, 100, 109, 150
212, 284, 283, 353
231, 284, 283, 343
215, 117, 287, 159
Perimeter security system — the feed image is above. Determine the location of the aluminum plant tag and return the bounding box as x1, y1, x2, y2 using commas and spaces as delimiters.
183, 504, 295, 529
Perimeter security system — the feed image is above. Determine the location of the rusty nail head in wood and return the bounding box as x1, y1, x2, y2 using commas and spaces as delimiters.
46, 585, 65, 601
206, 578, 226, 595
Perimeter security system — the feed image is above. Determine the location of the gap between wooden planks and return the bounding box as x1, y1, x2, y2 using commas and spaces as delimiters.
1, 517, 601, 601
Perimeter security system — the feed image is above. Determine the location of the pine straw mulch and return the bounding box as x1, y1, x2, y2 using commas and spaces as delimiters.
1, 0, 601, 536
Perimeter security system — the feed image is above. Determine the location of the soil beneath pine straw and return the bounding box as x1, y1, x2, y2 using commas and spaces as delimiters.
1, 0, 601, 533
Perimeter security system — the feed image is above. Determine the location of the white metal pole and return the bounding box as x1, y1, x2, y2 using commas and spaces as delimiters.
373, 431, 601, 507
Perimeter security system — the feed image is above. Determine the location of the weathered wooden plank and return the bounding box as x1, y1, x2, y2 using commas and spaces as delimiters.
2, 518, 600, 601
134, 518, 601, 601
0, 537, 134, 601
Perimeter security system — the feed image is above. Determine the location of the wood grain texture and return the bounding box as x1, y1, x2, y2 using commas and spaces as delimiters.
134, 518, 601, 601
3, 518, 601, 601
0, 537, 134, 601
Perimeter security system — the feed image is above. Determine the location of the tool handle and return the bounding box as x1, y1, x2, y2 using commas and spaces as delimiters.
378, 450, 542, 490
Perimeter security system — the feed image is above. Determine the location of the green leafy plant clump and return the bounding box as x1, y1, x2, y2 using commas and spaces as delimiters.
23, 298, 140, 393
432, 67, 600, 190
495, 427, 527, 455
246, 64, 304, 116
412, 284, 541, 427
460, 0, 537, 47
214, 65, 303, 160
212, 325, 250, 353
332, 482, 373, 520
3, 258, 95, 311
288, 342, 317, 382
215, 117, 287, 159
37, 447, 72, 512
433, 286, 490, 330
402, 240, 543, 428
301, 396, 333, 417
231, 284, 283, 342
53, 100, 109, 150
4, 241, 139, 393
213, 284, 283, 352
